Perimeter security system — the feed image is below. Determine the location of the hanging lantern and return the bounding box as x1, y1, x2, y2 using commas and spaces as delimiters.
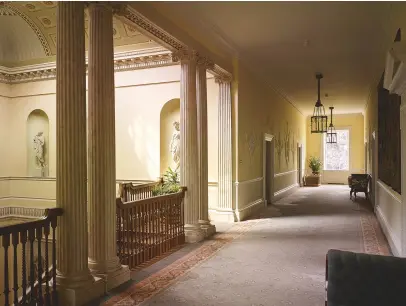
326, 106, 337, 144
311, 73, 328, 133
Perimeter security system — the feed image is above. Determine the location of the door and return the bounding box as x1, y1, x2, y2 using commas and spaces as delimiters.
297, 144, 303, 186
264, 140, 274, 204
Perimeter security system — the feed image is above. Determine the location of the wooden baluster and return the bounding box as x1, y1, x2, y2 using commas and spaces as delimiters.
12, 231, 19, 305
155, 200, 159, 257
51, 216, 58, 305
36, 226, 43, 304
133, 207, 137, 267
3, 233, 10, 306
143, 204, 147, 264
21, 230, 28, 304
125, 207, 130, 265
148, 203, 152, 261
163, 201, 169, 252
129, 208, 133, 268
181, 195, 185, 243
117, 207, 122, 263
28, 227, 36, 302
165, 199, 168, 253
44, 221, 51, 305
136, 205, 140, 266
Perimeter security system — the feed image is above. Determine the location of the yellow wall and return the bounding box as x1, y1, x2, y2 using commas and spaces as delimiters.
236, 63, 306, 218
0, 65, 220, 208
306, 113, 365, 184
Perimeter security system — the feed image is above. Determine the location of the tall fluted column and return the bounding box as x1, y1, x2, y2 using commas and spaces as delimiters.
217, 76, 233, 215
56, 2, 104, 304
173, 49, 205, 243
196, 57, 216, 237
87, 3, 130, 290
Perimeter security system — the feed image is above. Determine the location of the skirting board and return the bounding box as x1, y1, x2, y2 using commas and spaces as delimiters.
236, 198, 264, 222
273, 183, 299, 202
376, 205, 401, 256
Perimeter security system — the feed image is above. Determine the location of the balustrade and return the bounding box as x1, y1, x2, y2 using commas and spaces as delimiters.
116, 187, 185, 269
0, 208, 63, 306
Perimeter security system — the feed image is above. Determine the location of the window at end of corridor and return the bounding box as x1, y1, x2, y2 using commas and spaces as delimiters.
323, 129, 350, 171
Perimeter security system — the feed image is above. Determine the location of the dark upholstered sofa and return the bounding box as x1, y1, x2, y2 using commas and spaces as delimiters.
347, 174, 371, 199
326, 249, 406, 306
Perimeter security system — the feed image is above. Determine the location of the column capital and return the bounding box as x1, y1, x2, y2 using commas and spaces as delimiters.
196, 55, 215, 70
215, 74, 232, 84
172, 48, 198, 63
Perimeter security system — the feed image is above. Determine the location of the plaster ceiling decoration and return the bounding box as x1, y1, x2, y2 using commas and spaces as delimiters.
149, 2, 406, 114
0, 1, 161, 67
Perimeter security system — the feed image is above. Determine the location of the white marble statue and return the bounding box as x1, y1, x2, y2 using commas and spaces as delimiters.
33, 131, 45, 171
170, 121, 180, 170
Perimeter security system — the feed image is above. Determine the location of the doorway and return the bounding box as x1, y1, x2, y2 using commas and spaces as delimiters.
297, 143, 303, 186
263, 134, 274, 205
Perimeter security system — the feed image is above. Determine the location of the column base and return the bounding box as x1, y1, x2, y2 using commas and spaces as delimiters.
199, 220, 216, 238
185, 224, 205, 243
57, 276, 105, 306
208, 209, 237, 223
93, 265, 131, 291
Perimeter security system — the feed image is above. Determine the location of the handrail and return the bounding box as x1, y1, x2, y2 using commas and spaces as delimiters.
118, 180, 162, 202
116, 187, 187, 207
0, 208, 63, 234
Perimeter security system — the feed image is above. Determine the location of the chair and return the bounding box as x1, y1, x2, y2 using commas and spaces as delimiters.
347, 174, 371, 199
325, 249, 406, 306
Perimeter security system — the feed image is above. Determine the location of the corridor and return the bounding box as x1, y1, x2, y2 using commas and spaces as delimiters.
100, 185, 390, 306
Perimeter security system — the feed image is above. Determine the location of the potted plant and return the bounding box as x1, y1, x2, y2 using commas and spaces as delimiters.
308, 156, 322, 175
306, 156, 322, 186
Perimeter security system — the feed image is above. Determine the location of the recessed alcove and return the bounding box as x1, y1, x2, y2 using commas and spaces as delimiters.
27, 109, 49, 177
160, 98, 180, 175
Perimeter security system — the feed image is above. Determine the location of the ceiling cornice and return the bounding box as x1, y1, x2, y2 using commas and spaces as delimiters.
116, 4, 233, 79
0, 47, 176, 84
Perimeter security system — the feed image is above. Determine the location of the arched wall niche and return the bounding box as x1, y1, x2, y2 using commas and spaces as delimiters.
160, 98, 180, 175
27, 109, 49, 177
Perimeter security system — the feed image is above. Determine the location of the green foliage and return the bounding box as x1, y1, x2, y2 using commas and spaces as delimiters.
152, 167, 181, 196
308, 156, 322, 173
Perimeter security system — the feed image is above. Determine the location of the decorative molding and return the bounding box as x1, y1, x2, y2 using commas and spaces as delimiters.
116, 6, 186, 51
234, 177, 263, 186
376, 205, 401, 256
171, 48, 198, 63
237, 198, 263, 212
275, 130, 283, 168
274, 169, 298, 178
0, 206, 46, 218
284, 121, 291, 166
0, 1, 16, 15
245, 131, 257, 162
0, 48, 176, 84
377, 180, 401, 202
273, 183, 299, 198
4, 3, 52, 56
0, 176, 155, 184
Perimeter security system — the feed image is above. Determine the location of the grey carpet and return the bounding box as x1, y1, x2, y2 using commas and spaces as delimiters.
143, 185, 380, 306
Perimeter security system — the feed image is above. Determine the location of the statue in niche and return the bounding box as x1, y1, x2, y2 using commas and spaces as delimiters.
170, 121, 180, 170
33, 131, 46, 176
